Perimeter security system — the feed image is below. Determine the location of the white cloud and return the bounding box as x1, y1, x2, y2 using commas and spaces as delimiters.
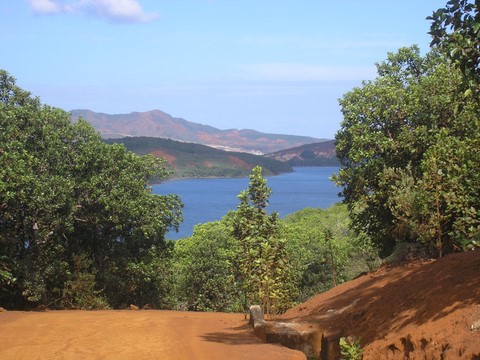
239, 63, 376, 82
29, 0, 65, 14
77, 0, 159, 23
28, 0, 158, 23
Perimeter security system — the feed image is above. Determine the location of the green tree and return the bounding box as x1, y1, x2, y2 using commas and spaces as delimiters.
173, 220, 242, 312
232, 166, 296, 316
0, 70, 183, 309
334, 47, 479, 257
428, 0, 480, 89
282, 205, 379, 302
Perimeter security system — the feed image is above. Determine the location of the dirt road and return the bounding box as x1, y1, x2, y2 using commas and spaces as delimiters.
0, 310, 305, 360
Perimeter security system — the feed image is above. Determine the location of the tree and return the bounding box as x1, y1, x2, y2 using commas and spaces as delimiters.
282, 205, 379, 302
334, 47, 479, 257
428, 0, 480, 88
173, 220, 242, 312
0, 70, 183, 309
232, 166, 296, 316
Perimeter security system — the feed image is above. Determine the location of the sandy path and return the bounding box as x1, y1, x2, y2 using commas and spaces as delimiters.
0, 310, 305, 360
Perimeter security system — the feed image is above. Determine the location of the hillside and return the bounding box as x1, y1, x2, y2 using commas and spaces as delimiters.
71, 109, 323, 154
265, 140, 339, 166
276, 250, 480, 359
105, 136, 292, 178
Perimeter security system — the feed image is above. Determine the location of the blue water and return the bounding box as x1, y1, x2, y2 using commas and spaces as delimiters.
153, 166, 341, 239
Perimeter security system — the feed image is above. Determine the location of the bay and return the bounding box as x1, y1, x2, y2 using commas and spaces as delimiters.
153, 166, 341, 239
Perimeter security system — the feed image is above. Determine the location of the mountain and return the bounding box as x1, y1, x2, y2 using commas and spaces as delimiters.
104, 136, 292, 178
265, 140, 339, 166
70, 109, 324, 154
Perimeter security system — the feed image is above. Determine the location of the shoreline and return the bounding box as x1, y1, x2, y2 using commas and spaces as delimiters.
154, 165, 340, 185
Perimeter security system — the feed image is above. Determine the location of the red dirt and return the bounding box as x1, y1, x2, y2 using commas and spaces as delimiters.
280, 249, 480, 359
0, 310, 305, 360
149, 149, 176, 164
1, 250, 479, 359
227, 155, 251, 169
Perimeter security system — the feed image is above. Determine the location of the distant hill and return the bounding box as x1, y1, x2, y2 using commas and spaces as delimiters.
71, 109, 324, 154
265, 140, 339, 166
105, 136, 293, 178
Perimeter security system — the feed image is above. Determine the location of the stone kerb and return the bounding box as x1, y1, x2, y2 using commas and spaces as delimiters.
249, 305, 267, 342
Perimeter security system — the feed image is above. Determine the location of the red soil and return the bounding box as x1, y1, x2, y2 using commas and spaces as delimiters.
280, 249, 480, 359
149, 149, 176, 164
1, 250, 479, 359
0, 310, 305, 360
227, 155, 251, 169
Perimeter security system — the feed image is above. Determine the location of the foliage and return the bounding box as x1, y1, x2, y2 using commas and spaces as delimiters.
61, 253, 110, 309
171, 203, 379, 313
106, 136, 293, 179
334, 47, 480, 257
113, 244, 177, 309
173, 220, 242, 312
232, 166, 297, 316
282, 205, 380, 302
0, 70, 183, 309
428, 0, 480, 89
339, 336, 364, 360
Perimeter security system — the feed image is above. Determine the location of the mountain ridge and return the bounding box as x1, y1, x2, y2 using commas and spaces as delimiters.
104, 136, 293, 178
70, 109, 326, 154
266, 140, 339, 166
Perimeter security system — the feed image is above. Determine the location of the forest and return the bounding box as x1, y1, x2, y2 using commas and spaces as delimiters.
0, 0, 479, 315
104, 136, 293, 178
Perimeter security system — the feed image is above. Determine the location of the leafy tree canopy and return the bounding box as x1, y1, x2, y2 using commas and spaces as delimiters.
0, 70, 183, 309
428, 0, 480, 89
173, 220, 242, 312
334, 46, 479, 257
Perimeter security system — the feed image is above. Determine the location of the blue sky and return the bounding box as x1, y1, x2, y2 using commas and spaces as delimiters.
1, 1, 448, 138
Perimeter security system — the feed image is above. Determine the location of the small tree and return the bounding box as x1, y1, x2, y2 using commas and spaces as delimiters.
232, 166, 296, 316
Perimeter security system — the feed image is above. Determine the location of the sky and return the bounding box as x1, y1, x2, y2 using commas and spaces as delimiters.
1, 0, 448, 139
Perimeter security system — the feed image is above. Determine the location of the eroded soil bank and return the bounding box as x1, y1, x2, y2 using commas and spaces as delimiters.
279, 249, 480, 359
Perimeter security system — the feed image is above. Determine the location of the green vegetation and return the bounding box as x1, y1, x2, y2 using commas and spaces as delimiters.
105, 136, 293, 179
173, 167, 300, 315
339, 336, 364, 360
266, 140, 340, 167
172, 196, 378, 314
2, 0, 479, 315
168, 0, 479, 315
428, 0, 480, 88
0, 71, 182, 309
283, 205, 380, 302
0, 71, 373, 312
232, 166, 297, 316
173, 220, 242, 312
334, 44, 479, 257
332, 1, 479, 259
